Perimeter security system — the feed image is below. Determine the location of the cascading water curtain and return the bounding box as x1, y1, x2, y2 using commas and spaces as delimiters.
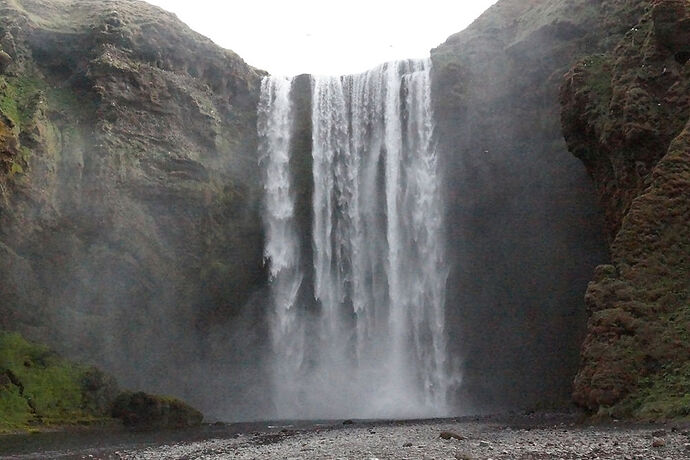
259, 59, 456, 420
258, 76, 306, 417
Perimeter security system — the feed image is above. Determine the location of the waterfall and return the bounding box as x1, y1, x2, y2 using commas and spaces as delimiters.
258, 75, 305, 415
259, 59, 453, 420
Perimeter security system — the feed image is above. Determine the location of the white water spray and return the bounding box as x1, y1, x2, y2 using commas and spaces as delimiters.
259, 59, 454, 419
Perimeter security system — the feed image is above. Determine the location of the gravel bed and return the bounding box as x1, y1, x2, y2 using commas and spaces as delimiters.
108, 418, 690, 460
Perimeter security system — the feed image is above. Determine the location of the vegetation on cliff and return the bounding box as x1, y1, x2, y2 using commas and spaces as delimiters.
0, 331, 117, 432
561, 0, 690, 419
0, 331, 204, 433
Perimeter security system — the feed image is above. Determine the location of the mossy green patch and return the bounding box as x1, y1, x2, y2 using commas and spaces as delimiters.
582, 55, 612, 106
0, 383, 32, 431
0, 74, 45, 131
0, 331, 117, 433
617, 361, 690, 420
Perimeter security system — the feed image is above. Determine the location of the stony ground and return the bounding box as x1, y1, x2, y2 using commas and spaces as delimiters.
98, 416, 690, 460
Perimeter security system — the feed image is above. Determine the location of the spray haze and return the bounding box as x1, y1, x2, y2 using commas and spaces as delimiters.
260, 60, 458, 420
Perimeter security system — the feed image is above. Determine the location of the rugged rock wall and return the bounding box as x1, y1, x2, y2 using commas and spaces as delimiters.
561, 0, 690, 418
0, 0, 267, 419
430, 0, 648, 411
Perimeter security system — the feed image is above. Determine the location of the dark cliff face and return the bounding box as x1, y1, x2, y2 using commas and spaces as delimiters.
430, 0, 648, 411
561, 0, 690, 418
0, 0, 268, 419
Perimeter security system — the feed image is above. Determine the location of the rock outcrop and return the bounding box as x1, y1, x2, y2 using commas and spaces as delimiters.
561, 0, 690, 418
111, 390, 203, 430
0, 0, 267, 418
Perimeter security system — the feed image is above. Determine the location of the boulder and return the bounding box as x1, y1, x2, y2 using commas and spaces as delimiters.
111, 391, 203, 430
0, 50, 11, 73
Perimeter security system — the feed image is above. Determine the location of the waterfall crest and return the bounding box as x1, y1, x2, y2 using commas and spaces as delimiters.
259, 59, 454, 419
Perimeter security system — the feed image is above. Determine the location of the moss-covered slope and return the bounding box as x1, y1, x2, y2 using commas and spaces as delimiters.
561, 0, 690, 419
0, 331, 118, 432
0, 331, 204, 433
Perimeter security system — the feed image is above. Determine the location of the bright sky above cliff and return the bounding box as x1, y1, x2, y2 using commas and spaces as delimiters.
144, 0, 498, 76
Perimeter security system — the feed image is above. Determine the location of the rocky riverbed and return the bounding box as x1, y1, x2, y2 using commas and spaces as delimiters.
7, 415, 688, 460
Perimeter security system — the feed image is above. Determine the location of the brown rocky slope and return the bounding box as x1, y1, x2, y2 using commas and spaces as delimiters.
561, 0, 690, 418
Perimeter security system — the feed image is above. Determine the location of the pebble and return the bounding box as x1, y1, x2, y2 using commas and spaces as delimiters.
440, 431, 465, 440
652, 438, 666, 448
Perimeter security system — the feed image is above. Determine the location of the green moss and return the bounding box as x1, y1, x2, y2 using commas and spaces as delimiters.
45, 85, 97, 121
0, 384, 32, 431
582, 55, 612, 103
0, 331, 117, 433
619, 362, 690, 420
597, 305, 690, 420
0, 78, 20, 131
0, 74, 45, 131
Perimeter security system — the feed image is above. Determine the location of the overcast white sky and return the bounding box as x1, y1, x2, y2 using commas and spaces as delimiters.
144, 0, 498, 76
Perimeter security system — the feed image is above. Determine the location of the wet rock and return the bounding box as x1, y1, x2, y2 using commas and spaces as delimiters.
342, 420, 354, 425
455, 453, 473, 460
652, 438, 666, 448
440, 431, 465, 440
0, 50, 11, 73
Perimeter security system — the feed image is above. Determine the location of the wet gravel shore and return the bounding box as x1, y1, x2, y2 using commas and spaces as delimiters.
3, 414, 690, 459
114, 415, 690, 460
